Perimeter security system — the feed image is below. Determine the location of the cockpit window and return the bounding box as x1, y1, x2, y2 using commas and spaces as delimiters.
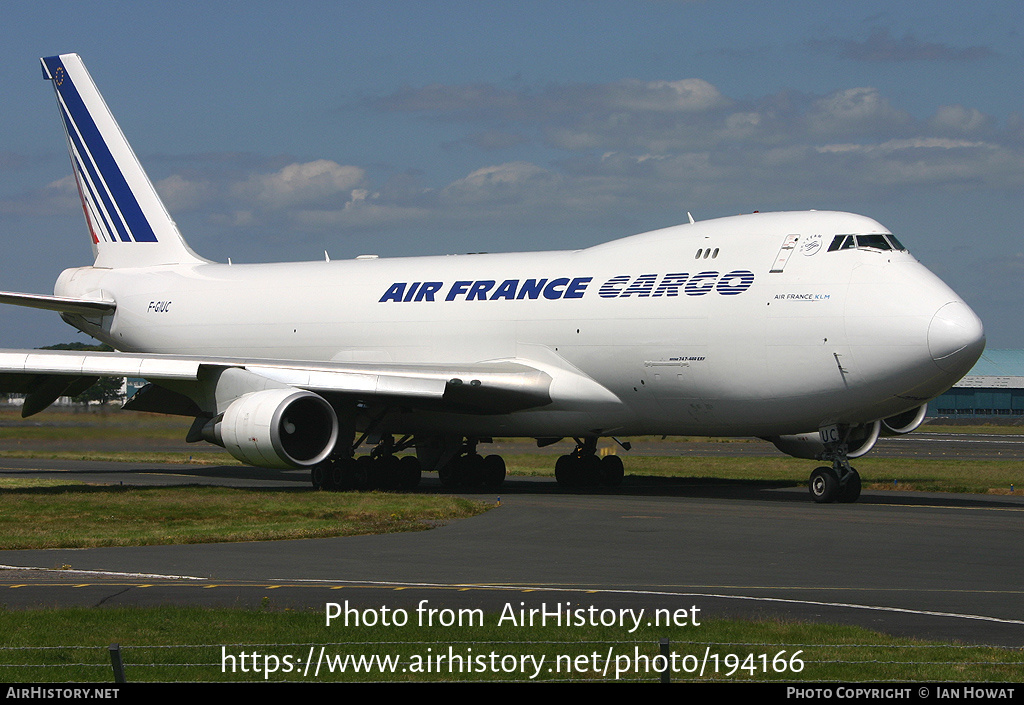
885, 234, 907, 250
827, 235, 854, 251
857, 234, 891, 250
827, 233, 908, 253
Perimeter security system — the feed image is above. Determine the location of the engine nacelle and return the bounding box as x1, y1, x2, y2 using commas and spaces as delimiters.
767, 420, 881, 461
880, 404, 928, 436
204, 388, 339, 469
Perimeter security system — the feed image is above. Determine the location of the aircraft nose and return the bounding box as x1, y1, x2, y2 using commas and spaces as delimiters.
927, 300, 985, 373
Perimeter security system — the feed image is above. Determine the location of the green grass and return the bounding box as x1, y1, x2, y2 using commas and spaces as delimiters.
0, 449, 239, 465
0, 482, 489, 549
0, 408, 191, 440
921, 423, 1024, 435
1, 450, 1021, 496
0, 606, 1019, 682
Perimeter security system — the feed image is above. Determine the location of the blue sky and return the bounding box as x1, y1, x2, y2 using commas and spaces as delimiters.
1, 1, 1022, 348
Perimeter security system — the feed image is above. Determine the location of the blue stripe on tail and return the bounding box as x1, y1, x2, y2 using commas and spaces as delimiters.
41, 55, 158, 243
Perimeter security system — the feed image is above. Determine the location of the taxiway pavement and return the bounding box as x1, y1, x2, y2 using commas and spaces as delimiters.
1, 446, 1022, 647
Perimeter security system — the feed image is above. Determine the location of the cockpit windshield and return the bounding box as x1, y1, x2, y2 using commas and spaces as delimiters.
827, 234, 907, 252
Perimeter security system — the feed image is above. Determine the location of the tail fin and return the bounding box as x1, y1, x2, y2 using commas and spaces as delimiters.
40, 53, 206, 268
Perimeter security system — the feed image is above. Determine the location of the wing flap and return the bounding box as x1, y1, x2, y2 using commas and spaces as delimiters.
0, 350, 200, 379
249, 365, 449, 402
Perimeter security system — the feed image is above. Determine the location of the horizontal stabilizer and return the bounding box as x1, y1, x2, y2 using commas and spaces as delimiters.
0, 291, 115, 316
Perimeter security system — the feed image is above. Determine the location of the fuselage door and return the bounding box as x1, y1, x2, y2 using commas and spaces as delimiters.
770, 234, 800, 273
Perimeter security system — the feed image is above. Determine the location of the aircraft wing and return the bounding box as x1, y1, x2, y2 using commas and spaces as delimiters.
0, 348, 616, 417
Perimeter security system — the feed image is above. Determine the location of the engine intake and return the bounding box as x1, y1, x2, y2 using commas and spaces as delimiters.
881, 404, 928, 436
203, 388, 338, 469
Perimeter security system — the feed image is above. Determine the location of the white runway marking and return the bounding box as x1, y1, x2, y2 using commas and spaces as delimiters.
5, 565, 1020, 628
0, 564, 205, 580
269, 577, 1024, 628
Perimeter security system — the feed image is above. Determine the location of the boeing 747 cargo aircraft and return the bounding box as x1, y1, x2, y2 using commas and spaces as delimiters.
0, 54, 985, 502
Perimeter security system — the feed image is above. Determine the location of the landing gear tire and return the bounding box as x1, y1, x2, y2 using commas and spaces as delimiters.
329, 460, 349, 491
481, 455, 506, 488
371, 455, 400, 490
436, 451, 507, 489
351, 455, 372, 490
555, 453, 607, 488
461, 453, 484, 487
600, 455, 624, 488
438, 459, 460, 488
809, 467, 840, 503
311, 463, 328, 490
396, 455, 422, 491
555, 454, 578, 487
838, 468, 861, 503
578, 455, 601, 487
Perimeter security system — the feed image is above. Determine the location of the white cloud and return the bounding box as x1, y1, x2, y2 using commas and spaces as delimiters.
816, 138, 990, 154
232, 160, 366, 209
807, 87, 912, 136
930, 105, 994, 134
603, 79, 728, 113
155, 174, 215, 211
0, 175, 79, 217
441, 162, 559, 205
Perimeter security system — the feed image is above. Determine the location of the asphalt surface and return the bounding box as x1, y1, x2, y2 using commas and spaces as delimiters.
1, 432, 1022, 649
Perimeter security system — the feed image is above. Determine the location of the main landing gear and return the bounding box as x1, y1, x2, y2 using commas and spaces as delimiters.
554, 437, 625, 489
437, 438, 506, 489
311, 434, 422, 492
808, 426, 862, 503
311, 432, 627, 493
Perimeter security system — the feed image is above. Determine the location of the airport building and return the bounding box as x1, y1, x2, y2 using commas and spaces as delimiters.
929, 349, 1024, 419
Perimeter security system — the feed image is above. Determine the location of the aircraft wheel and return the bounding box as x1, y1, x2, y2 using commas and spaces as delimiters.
349, 455, 371, 490
374, 455, 401, 490
554, 454, 577, 487
809, 467, 840, 503
838, 468, 861, 503
397, 456, 422, 491
328, 461, 347, 491
460, 453, 484, 487
600, 455, 624, 487
438, 459, 460, 488
364, 456, 383, 490
481, 454, 506, 488
579, 454, 602, 487
311, 463, 328, 490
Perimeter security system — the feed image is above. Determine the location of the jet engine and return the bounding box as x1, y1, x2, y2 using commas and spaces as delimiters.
203, 388, 339, 469
880, 404, 928, 436
767, 420, 881, 460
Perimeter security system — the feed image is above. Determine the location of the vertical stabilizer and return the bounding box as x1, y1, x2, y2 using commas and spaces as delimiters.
40, 53, 207, 268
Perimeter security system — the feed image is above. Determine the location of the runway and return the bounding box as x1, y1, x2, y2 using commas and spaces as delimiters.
1, 439, 1023, 647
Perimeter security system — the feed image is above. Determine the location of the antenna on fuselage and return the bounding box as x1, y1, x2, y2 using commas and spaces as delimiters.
687, 212, 695, 224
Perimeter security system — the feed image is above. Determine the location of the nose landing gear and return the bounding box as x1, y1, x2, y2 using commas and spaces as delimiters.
809, 425, 862, 503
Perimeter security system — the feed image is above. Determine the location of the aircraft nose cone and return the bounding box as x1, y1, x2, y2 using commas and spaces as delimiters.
928, 301, 985, 373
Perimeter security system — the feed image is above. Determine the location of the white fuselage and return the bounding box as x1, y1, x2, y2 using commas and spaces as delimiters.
53, 211, 984, 438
